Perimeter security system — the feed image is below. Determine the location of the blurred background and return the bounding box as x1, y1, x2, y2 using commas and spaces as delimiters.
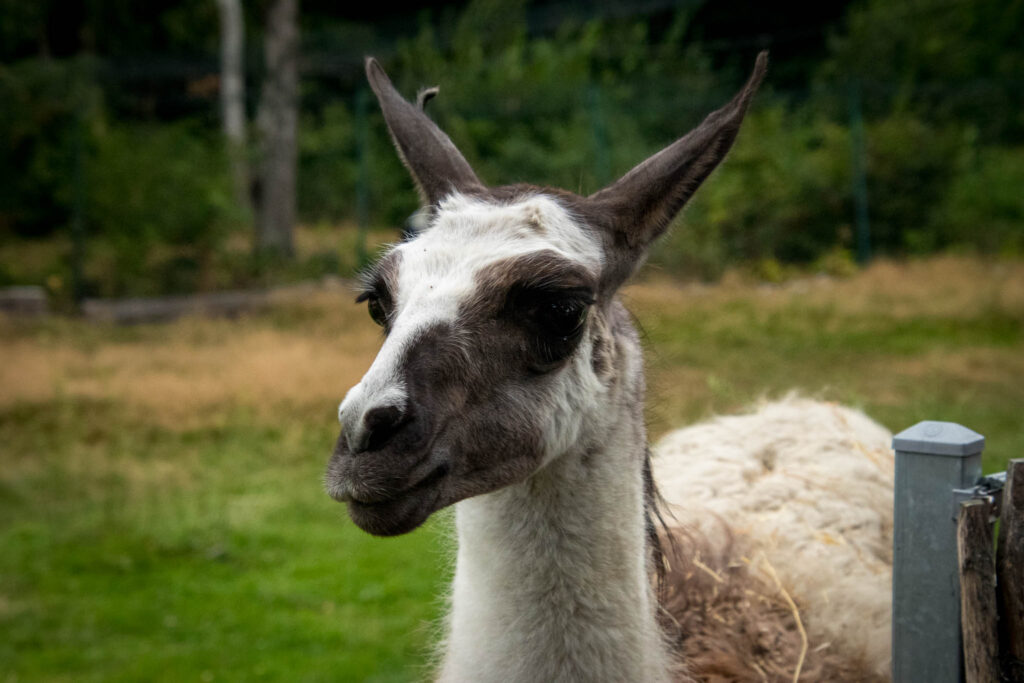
2, 0, 1022, 300
1, 1, 1023, 681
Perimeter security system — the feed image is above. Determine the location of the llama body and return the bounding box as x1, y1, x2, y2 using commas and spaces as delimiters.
654, 397, 894, 677
326, 54, 891, 681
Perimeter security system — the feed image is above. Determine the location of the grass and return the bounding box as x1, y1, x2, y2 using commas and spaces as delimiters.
2, 255, 1023, 681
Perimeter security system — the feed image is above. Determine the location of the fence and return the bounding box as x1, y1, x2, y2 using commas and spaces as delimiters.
892, 422, 1024, 682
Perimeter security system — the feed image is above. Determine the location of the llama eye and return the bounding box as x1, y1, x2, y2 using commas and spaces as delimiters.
535, 299, 588, 339
510, 288, 592, 340
357, 290, 390, 327
366, 296, 388, 327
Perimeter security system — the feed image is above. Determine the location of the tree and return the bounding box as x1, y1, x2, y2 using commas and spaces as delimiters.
255, 0, 298, 256
215, 0, 252, 220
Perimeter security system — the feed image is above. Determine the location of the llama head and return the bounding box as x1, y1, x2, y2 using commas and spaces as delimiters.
326, 54, 767, 536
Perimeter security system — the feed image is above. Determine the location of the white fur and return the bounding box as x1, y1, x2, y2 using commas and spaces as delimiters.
371, 194, 672, 681
440, 336, 673, 683
652, 396, 894, 677
339, 193, 603, 447
338, 193, 676, 680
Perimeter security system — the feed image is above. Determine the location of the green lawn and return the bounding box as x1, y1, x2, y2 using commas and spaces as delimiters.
2, 256, 1022, 681
1, 401, 452, 682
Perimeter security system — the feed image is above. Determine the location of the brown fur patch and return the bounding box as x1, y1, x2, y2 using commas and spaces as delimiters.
659, 525, 886, 682
591, 332, 613, 378
465, 250, 597, 319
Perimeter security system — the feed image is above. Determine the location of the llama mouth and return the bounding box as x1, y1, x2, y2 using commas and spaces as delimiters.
344, 463, 449, 536
325, 422, 440, 505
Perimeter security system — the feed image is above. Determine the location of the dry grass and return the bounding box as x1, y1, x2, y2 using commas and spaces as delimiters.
630, 256, 1024, 438
1, 289, 381, 428
2, 255, 1021, 436
632, 255, 1024, 320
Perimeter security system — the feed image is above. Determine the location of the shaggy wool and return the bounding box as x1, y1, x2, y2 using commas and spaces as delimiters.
652, 397, 894, 679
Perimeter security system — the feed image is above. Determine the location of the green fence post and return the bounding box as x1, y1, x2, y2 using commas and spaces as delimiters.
71, 76, 89, 310
587, 83, 611, 188
848, 80, 871, 264
355, 88, 370, 269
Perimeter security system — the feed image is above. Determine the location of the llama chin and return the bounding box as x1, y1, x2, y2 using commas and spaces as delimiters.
327, 53, 892, 682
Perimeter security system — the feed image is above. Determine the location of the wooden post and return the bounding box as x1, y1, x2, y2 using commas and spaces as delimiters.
997, 459, 1024, 678
957, 499, 999, 683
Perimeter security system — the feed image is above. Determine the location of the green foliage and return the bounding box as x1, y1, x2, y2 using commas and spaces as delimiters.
298, 103, 357, 223
298, 96, 424, 228
86, 122, 238, 296
822, 0, 1024, 143
651, 105, 1016, 277
2, 0, 1023, 295
0, 57, 100, 238
937, 147, 1024, 255
0, 0, 48, 62
651, 106, 853, 278
864, 113, 968, 254
391, 1, 717, 196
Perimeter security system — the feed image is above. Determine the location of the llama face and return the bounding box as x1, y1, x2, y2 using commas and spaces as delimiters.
326, 54, 766, 536
327, 192, 610, 536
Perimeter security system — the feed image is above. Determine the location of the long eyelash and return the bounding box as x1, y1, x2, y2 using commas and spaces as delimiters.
513, 284, 595, 307
355, 260, 387, 298
354, 273, 386, 304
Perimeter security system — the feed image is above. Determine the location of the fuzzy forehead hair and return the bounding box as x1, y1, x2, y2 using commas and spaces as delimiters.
359, 193, 602, 344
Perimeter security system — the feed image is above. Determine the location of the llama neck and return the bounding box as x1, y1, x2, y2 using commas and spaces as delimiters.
438, 337, 672, 682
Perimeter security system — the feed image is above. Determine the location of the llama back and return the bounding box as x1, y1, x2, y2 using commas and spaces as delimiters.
652, 397, 894, 679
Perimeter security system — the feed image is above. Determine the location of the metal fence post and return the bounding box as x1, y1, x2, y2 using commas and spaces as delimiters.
848, 79, 871, 265
892, 421, 986, 683
354, 87, 370, 269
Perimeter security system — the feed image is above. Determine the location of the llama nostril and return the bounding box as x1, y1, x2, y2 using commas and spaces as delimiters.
358, 404, 406, 453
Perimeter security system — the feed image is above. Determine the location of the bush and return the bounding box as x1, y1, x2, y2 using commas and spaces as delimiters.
391, 1, 718, 199
650, 106, 853, 279
86, 122, 238, 295
864, 114, 967, 254
0, 57, 101, 238
298, 103, 356, 224
937, 146, 1024, 255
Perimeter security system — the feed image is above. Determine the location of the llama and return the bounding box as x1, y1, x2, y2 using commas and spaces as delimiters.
326, 54, 892, 681
652, 396, 893, 679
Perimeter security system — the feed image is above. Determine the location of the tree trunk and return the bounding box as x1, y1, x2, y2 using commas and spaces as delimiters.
215, 0, 252, 220
255, 0, 298, 257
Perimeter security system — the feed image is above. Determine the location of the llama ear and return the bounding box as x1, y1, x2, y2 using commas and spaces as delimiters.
365, 57, 483, 206
586, 51, 767, 268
